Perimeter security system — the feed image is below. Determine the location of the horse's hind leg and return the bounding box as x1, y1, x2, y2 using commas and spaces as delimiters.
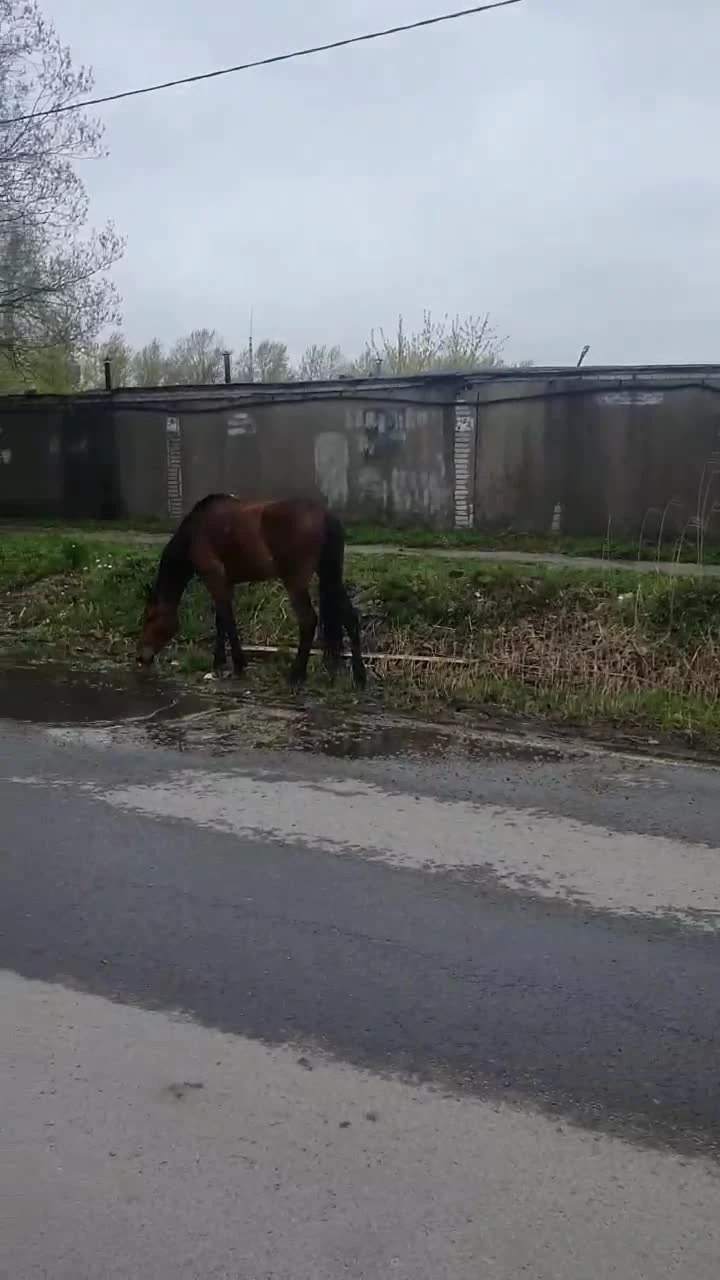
223, 600, 246, 677
286, 585, 317, 686
213, 610, 227, 673
341, 588, 366, 688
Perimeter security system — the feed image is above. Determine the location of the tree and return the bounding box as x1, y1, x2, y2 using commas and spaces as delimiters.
351, 311, 506, 375
34, 312, 524, 395
76, 331, 133, 389
0, 0, 124, 376
235, 338, 294, 383
297, 343, 348, 381
165, 328, 225, 383
0, 340, 78, 392
132, 338, 169, 387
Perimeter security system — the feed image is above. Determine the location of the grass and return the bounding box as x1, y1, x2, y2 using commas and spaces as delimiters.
4, 530, 720, 750
3, 514, 720, 564
345, 523, 720, 564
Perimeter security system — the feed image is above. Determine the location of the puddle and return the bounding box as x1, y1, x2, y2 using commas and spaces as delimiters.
0, 661, 576, 766
0, 663, 205, 727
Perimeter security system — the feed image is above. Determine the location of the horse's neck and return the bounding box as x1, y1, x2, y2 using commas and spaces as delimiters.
157, 549, 193, 604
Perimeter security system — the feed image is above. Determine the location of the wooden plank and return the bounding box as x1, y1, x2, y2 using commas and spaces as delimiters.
239, 644, 479, 667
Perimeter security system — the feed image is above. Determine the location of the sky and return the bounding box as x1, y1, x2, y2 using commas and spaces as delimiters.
47, 0, 720, 366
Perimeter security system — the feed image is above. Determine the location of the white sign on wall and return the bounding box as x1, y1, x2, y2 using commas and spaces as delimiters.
597, 391, 664, 407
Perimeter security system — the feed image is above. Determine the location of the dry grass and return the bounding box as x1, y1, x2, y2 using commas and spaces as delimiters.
356, 578, 720, 698
354, 581, 720, 740
368, 613, 720, 700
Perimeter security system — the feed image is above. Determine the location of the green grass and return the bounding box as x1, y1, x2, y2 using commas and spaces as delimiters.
344, 523, 720, 564
3, 515, 720, 564
3, 532, 720, 748
0, 514, 173, 535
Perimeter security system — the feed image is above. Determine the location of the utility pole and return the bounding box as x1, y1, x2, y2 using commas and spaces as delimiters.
1, 219, 21, 357
247, 308, 254, 382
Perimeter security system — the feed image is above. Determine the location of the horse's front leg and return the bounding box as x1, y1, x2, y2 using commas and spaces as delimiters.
286, 584, 317, 686
206, 576, 246, 677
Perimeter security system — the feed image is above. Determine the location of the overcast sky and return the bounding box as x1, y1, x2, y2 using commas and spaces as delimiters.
51, 0, 719, 366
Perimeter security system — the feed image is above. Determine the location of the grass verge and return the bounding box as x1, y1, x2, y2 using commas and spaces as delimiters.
2, 532, 720, 749
3, 516, 720, 564
345, 523, 720, 564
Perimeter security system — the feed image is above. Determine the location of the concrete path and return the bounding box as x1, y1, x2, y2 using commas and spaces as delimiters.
357, 545, 719, 576
2, 523, 718, 576
2, 692, 720, 1277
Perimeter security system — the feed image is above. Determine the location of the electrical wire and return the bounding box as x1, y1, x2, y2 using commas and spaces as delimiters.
0, 0, 523, 126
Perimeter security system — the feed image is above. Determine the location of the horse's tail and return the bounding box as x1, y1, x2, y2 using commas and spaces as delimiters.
317, 510, 347, 663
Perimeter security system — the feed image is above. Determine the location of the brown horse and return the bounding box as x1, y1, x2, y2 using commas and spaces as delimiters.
136, 493, 366, 687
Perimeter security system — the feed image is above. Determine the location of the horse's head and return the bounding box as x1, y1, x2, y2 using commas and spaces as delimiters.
136, 583, 179, 666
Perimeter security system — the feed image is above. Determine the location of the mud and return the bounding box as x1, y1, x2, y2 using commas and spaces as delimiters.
1, 660, 716, 771
0, 661, 577, 765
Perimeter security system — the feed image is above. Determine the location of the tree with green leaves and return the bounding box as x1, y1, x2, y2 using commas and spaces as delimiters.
131, 338, 170, 387
0, 0, 124, 385
77, 310, 527, 391
76, 332, 133, 389
351, 311, 507, 376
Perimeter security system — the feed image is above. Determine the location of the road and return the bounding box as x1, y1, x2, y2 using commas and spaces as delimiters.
2, 681, 720, 1278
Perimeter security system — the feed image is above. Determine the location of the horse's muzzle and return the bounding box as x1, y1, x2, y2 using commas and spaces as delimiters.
136, 648, 155, 667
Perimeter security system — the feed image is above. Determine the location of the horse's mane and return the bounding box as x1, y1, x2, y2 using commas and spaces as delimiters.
150, 493, 231, 604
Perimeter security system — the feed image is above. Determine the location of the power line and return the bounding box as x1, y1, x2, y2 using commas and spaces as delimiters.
0, 1, 523, 127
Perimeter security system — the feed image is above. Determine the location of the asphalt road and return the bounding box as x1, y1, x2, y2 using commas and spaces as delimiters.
2, 692, 720, 1278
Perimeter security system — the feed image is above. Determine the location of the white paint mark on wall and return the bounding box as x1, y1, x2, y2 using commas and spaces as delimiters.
357, 464, 387, 509
597, 391, 664, 407
391, 467, 446, 517
226, 412, 255, 435
314, 432, 349, 508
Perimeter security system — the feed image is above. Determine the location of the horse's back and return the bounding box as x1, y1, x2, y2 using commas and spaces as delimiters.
259, 497, 330, 574
194, 494, 329, 583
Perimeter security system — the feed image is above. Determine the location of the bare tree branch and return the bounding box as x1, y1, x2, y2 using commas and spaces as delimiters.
0, 0, 124, 368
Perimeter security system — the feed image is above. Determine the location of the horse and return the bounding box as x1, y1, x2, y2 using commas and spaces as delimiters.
136, 493, 366, 688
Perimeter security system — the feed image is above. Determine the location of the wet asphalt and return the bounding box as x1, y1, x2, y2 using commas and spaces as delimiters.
1, 667, 720, 1163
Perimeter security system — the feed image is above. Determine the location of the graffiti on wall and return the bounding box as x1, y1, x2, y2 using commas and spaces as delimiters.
361, 407, 407, 461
